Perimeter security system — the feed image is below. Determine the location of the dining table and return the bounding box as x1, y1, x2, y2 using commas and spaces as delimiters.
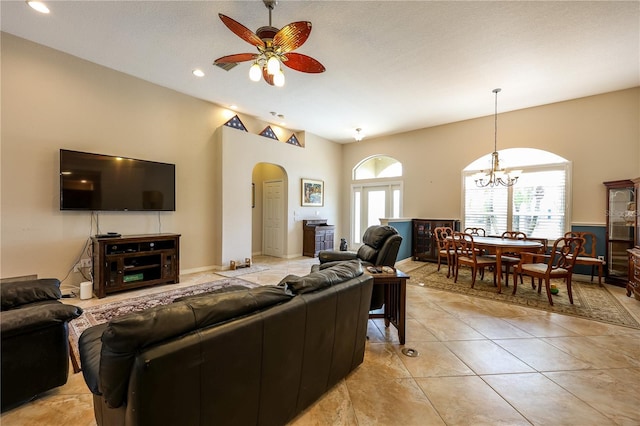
466, 236, 544, 294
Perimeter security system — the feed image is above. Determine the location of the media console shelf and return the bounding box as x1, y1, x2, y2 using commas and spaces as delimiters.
92, 233, 180, 298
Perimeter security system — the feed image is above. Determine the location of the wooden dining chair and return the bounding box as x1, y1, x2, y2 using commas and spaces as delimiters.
512, 236, 583, 305
520, 237, 548, 288
434, 226, 455, 278
486, 231, 528, 287
464, 227, 486, 236
452, 232, 497, 288
564, 231, 605, 285
524, 237, 548, 254
502, 231, 527, 240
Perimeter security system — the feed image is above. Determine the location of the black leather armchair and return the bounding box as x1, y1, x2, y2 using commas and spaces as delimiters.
313, 225, 403, 310
1, 278, 83, 411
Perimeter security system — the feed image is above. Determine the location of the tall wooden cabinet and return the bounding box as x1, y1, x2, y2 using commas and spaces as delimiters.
626, 177, 640, 300
604, 180, 636, 285
92, 233, 180, 298
302, 219, 334, 257
412, 219, 460, 261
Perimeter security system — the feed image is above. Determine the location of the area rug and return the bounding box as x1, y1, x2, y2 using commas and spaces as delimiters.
68, 278, 259, 372
409, 263, 640, 329
215, 265, 269, 278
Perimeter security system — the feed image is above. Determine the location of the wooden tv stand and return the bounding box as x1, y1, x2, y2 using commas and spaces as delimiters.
91, 233, 180, 298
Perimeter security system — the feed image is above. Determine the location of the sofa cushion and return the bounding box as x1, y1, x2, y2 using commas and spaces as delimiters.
0, 279, 62, 311
173, 284, 248, 303
362, 225, 398, 250
97, 285, 292, 408
279, 260, 364, 295
356, 244, 378, 262
183, 286, 292, 329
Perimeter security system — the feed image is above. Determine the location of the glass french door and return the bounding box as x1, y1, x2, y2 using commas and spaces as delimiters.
352, 183, 401, 245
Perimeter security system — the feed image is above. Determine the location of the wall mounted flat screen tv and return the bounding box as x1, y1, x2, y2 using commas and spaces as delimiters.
60, 149, 176, 211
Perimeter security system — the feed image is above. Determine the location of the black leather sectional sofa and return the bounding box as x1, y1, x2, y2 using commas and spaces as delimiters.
79, 260, 373, 426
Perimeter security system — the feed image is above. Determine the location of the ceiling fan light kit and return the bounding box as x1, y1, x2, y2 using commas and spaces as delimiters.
214, 0, 325, 87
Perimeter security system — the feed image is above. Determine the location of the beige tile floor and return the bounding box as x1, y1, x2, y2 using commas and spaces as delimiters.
2, 256, 639, 425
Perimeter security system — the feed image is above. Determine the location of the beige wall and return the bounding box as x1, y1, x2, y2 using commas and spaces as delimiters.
341, 88, 640, 232
216, 126, 342, 267
2, 32, 638, 286
0, 33, 340, 285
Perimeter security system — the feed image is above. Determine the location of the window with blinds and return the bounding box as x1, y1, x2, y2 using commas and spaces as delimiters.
463, 149, 570, 241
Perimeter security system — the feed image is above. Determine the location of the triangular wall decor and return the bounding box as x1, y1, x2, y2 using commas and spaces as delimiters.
286, 133, 301, 146
260, 126, 279, 141
224, 115, 248, 131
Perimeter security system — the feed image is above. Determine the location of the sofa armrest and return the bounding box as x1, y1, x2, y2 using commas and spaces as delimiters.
79, 323, 109, 395
318, 251, 358, 264
0, 302, 82, 337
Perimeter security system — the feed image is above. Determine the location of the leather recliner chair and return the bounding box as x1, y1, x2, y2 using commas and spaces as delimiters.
312, 225, 403, 310
1, 278, 83, 411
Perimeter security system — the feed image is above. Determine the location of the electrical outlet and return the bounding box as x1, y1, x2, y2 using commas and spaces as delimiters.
74, 259, 88, 272
597, 255, 605, 261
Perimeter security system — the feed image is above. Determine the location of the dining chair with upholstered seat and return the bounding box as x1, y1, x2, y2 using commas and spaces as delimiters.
502, 231, 527, 240
564, 231, 605, 285
464, 227, 486, 237
524, 237, 548, 254
452, 232, 497, 288
520, 237, 548, 288
486, 231, 527, 287
434, 226, 455, 278
512, 236, 583, 305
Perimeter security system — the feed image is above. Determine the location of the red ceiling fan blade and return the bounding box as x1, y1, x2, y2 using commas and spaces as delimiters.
282, 53, 326, 73
218, 14, 265, 48
262, 68, 275, 86
273, 21, 312, 53
213, 53, 258, 65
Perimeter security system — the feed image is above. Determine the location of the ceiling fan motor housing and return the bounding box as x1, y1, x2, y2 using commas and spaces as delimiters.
256, 26, 278, 42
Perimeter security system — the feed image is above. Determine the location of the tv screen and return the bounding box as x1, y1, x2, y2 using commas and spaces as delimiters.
60, 149, 176, 211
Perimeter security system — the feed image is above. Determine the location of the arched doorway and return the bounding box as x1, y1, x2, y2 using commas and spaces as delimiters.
252, 163, 288, 257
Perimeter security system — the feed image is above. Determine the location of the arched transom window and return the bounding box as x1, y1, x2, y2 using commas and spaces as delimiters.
352, 155, 403, 245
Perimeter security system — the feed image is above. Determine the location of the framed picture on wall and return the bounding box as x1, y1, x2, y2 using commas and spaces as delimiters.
301, 178, 324, 207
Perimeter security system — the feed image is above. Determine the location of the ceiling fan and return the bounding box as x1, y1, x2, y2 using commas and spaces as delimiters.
213, 0, 325, 87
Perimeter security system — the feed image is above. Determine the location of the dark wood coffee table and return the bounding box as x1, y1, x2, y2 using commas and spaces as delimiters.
366, 269, 409, 344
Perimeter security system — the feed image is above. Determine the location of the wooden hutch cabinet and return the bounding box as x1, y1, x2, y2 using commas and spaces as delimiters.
302, 219, 334, 257
412, 218, 460, 261
603, 180, 636, 285
92, 233, 180, 298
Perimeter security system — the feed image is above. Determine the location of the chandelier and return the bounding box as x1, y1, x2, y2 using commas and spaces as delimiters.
475, 88, 520, 188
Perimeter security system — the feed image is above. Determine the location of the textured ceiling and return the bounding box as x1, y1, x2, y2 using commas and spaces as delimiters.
1, 1, 638, 143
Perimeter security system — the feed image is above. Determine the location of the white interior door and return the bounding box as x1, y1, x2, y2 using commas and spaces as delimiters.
263, 180, 284, 257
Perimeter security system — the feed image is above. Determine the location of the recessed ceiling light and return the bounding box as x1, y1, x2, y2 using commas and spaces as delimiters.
192, 69, 205, 77
229, 104, 238, 110
26, 1, 50, 14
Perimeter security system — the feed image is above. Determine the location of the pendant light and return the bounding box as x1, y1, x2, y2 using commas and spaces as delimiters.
474, 88, 520, 188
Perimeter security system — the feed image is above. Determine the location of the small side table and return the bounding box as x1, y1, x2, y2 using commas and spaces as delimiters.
366, 269, 409, 344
